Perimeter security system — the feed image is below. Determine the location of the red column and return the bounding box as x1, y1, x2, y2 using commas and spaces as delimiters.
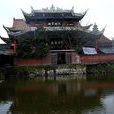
95, 40, 98, 52
31, 44, 33, 54
14, 40, 16, 53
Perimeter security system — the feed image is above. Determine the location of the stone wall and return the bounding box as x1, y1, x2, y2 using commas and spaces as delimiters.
0, 64, 86, 79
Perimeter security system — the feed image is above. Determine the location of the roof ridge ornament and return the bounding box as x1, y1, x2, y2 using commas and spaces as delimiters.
50, 4, 55, 11
25, 5, 87, 14
71, 6, 74, 12
101, 25, 107, 34
83, 9, 89, 15
21, 9, 27, 15
31, 6, 34, 13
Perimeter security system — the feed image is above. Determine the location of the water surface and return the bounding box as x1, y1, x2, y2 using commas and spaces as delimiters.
0, 78, 114, 114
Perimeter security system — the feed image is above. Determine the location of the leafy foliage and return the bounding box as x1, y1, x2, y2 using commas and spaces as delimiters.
16, 34, 32, 58
16, 25, 49, 58
32, 25, 49, 58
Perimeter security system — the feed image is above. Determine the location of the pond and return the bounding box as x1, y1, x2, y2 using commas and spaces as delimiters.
0, 76, 114, 114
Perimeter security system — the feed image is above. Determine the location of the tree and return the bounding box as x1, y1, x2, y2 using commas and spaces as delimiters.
16, 34, 32, 58
16, 25, 49, 58
32, 25, 49, 58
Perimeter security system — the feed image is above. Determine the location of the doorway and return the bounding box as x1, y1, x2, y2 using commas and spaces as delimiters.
57, 52, 66, 64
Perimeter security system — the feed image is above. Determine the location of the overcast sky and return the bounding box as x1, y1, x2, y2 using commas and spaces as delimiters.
0, 0, 114, 43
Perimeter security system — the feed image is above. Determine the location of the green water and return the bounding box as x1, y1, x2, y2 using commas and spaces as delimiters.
0, 77, 114, 114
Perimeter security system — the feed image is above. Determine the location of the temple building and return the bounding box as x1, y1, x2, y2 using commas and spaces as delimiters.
1, 5, 114, 65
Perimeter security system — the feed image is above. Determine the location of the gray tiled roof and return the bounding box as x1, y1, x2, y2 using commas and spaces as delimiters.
0, 44, 10, 51
0, 50, 9, 55
99, 48, 114, 54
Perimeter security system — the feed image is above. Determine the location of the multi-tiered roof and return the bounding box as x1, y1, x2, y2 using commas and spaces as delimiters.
22, 5, 86, 24
1, 5, 114, 56
3, 5, 90, 36
3, 6, 106, 50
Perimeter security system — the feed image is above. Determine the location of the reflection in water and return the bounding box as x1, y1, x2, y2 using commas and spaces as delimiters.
101, 92, 114, 114
0, 79, 114, 113
0, 101, 12, 114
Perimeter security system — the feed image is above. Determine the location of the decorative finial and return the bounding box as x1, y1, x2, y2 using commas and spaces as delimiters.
86, 9, 89, 13
101, 25, 107, 34
31, 6, 34, 11
20, 9, 26, 15
50, 4, 55, 11
71, 6, 74, 12
30, 6, 34, 13
83, 9, 89, 15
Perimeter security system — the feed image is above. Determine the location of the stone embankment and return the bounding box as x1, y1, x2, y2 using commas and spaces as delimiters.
86, 63, 114, 75
0, 63, 113, 80
0, 64, 86, 79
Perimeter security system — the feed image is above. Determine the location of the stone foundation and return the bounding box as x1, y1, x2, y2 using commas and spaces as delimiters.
0, 64, 86, 79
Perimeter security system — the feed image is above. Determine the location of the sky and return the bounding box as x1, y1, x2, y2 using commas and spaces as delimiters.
0, 0, 114, 43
